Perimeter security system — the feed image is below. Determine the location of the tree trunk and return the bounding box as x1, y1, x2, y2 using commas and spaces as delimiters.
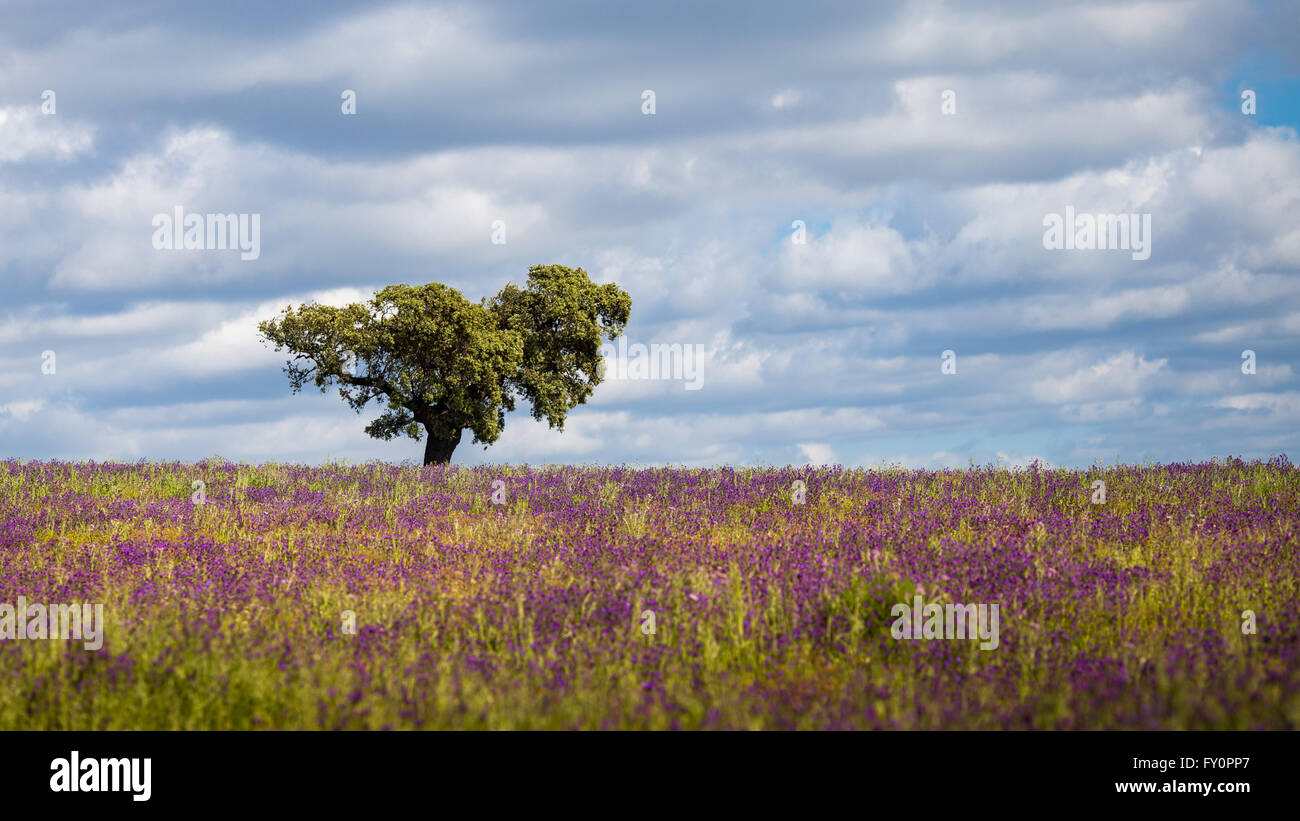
423, 427, 463, 465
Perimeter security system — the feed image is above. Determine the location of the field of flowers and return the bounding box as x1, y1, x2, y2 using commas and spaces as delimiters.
0, 457, 1297, 730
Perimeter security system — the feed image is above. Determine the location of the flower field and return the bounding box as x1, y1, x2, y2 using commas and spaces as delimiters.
1, 457, 1297, 730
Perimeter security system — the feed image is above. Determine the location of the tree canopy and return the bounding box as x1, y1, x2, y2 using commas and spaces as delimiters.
257, 264, 631, 464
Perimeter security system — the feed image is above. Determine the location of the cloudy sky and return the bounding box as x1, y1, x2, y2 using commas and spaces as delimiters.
1, 0, 1298, 468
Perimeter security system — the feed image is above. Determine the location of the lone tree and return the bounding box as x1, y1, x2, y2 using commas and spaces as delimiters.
258, 264, 631, 465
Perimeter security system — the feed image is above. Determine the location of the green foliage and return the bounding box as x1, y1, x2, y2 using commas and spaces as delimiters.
489, 264, 632, 429
258, 265, 630, 463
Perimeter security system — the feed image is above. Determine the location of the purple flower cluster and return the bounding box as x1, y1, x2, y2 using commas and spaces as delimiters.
0, 457, 1296, 729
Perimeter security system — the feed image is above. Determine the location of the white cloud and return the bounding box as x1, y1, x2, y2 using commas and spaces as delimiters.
779, 218, 925, 292
770, 90, 802, 110
0, 2, 1296, 467
0, 105, 95, 164
796, 442, 838, 465
0, 399, 45, 423
1032, 351, 1168, 404
1212, 392, 1300, 415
